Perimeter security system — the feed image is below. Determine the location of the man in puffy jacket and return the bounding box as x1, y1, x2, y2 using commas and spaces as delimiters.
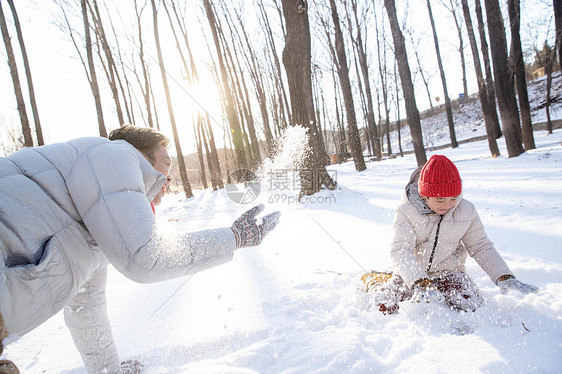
0, 125, 280, 373
368, 155, 537, 314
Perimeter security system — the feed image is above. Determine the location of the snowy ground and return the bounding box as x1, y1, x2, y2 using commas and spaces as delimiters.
3, 125, 562, 373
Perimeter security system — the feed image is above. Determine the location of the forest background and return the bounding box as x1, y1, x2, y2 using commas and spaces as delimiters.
0, 0, 558, 197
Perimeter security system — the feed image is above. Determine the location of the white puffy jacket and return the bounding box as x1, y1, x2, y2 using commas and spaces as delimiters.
0, 137, 236, 373
390, 167, 513, 288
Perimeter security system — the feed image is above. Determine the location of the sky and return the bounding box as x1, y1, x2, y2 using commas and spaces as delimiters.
0, 0, 555, 156
0, 0, 225, 153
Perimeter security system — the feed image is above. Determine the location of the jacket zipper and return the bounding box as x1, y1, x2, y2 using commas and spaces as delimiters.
426, 215, 444, 273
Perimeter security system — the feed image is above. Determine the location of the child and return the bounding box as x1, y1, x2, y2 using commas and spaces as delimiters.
370, 155, 538, 314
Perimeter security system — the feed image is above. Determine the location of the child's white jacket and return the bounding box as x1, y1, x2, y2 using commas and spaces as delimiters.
390, 167, 513, 288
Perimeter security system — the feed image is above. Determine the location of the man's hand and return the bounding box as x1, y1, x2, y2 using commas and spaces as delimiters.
411, 278, 444, 304
231, 204, 281, 248
497, 275, 539, 295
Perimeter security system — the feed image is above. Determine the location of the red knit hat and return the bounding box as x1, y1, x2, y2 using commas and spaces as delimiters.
418, 155, 462, 197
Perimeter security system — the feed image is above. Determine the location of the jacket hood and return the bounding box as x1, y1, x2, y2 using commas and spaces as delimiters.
404, 166, 462, 216
112, 139, 167, 202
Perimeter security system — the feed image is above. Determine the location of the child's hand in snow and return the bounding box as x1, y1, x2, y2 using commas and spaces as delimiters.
230, 204, 281, 248
497, 276, 539, 294
411, 278, 444, 304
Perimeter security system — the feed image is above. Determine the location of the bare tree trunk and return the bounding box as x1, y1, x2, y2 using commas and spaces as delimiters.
203, 0, 248, 171
80, 0, 107, 137
213, 14, 254, 169
281, 0, 336, 196
536, 42, 555, 134
329, 0, 366, 171
57, 2, 108, 135
162, 1, 193, 84
202, 130, 216, 190
394, 59, 404, 157
311, 66, 330, 166
134, 0, 154, 128
269, 87, 282, 138
331, 69, 347, 159
151, 0, 193, 198
211, 67, 240, 172
554, 0, 562, 71
165, 0, 223, 187
167, 1, 199, 82
6, 0, 42, 146
239, 75, 261, 167
217, 10, 261, 167
149, 72, 161, 130
119, 68, 135, 125
101, 1, 133, 124
267, 55, 288, 135
205, 112, 224, 189
235, 8, 274, 155
195, 117, 208, 189
545, 51, 554, 134
442, 0, 469, 99
318, 86, 333, 157
373, 72, 384, 155
427, 0, 458, 148
323, 24, 348, 159
508, 0, 535, 150
200, 115, 218, 190
223, 127, 233, 184
384, 0, 426, 166
461, 0, 500, 157
372, 2, 392, 157
327, 98, 339, 160
0, 0, 32, 147
359, 38, 382, 157
475, 0, 502, 138
408, 32, 434, 111
350, 48, 369, 156
89, 0, 125, 127
254, 75, 274, 156
347, 1, 380, 159
259, 0, 291, 128
484, 0, 524, 157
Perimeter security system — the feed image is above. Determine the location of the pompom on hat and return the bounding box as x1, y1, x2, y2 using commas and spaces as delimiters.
418, 155, 462, 197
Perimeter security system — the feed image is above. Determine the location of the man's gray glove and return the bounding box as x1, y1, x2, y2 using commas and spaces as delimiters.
121, 360, 143, 374
411, 278, 444, 304
231, 204, 281, 248
497, 275, 539, 295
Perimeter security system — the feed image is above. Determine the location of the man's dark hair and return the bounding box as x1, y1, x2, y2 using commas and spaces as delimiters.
109, 125, 169, 162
